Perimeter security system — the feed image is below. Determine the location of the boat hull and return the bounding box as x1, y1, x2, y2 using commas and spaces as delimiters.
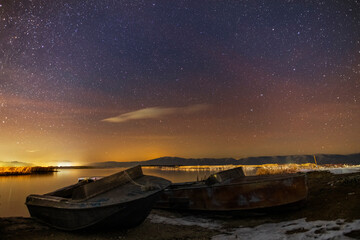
25, 166, 171, 231
27, 191, 162, 230
156, 173, 308, 212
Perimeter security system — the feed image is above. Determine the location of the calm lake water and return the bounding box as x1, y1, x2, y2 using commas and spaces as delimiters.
0, 167, 222, 217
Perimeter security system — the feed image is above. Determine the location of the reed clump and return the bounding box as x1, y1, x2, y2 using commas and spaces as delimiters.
256, 163, 318, 175
0, 167, 56, 176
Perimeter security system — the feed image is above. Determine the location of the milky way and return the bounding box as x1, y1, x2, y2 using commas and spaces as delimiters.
0, 1, 359, 165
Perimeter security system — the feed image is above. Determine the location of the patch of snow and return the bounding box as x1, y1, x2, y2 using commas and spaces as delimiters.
212, 218, 360, 240
149, 214, 360, 239
148, 214, 222, 230
326, 168, 360, 175
298, 167, 360, 175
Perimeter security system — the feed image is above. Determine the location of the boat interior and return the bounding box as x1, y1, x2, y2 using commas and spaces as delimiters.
45, 166, 144, 200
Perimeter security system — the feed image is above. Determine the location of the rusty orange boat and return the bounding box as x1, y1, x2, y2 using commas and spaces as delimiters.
155, 167, 308, 212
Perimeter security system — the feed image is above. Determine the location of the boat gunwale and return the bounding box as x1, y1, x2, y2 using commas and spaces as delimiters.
166, 173, 307, 191
26, 190, 164, 210
26, 175, 171, 209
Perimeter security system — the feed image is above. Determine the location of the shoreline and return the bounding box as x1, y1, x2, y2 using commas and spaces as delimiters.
1, 171, 360, 239
0, 167, 57, 176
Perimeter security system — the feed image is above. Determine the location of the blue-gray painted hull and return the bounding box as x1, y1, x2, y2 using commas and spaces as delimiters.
26, 191, 162, 230
25, 166, 171, 231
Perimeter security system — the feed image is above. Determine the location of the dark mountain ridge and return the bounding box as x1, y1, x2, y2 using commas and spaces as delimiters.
90, 153, 360, 168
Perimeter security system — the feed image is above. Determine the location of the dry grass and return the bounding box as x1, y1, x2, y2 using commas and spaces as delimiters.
255, 163, 319, 175
0, 167, 56, 176
145, 163, 348, 176
144, 165, 236, 172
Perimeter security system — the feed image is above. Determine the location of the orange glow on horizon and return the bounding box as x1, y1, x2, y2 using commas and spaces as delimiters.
0, 93, 359, 166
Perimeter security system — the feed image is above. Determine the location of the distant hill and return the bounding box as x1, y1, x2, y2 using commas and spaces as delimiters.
90, 153, 360, 168
144, 157, 239, 166
90, 157, 238, 168
91, 161, 142, 168
238, 153, 360, 165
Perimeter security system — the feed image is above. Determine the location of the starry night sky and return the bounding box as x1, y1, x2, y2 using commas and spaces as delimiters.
0, 1, 359, 166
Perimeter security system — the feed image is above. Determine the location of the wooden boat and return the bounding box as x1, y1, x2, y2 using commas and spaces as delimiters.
155, 167, 307, 212
25, 166, 171, 230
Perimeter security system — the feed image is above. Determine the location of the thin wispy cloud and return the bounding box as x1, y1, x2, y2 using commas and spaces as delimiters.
102, 104, 209, 123
26, 150, 39, 153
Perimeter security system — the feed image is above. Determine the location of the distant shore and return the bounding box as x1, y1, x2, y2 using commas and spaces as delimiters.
1, 164, 359, 177
90, 153, 360, 168
0, 167, 56, 176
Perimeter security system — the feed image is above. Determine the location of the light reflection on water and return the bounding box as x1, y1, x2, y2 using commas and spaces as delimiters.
0, 167, 220, 217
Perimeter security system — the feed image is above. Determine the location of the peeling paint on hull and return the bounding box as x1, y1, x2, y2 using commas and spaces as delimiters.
156, 169, 308, 212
